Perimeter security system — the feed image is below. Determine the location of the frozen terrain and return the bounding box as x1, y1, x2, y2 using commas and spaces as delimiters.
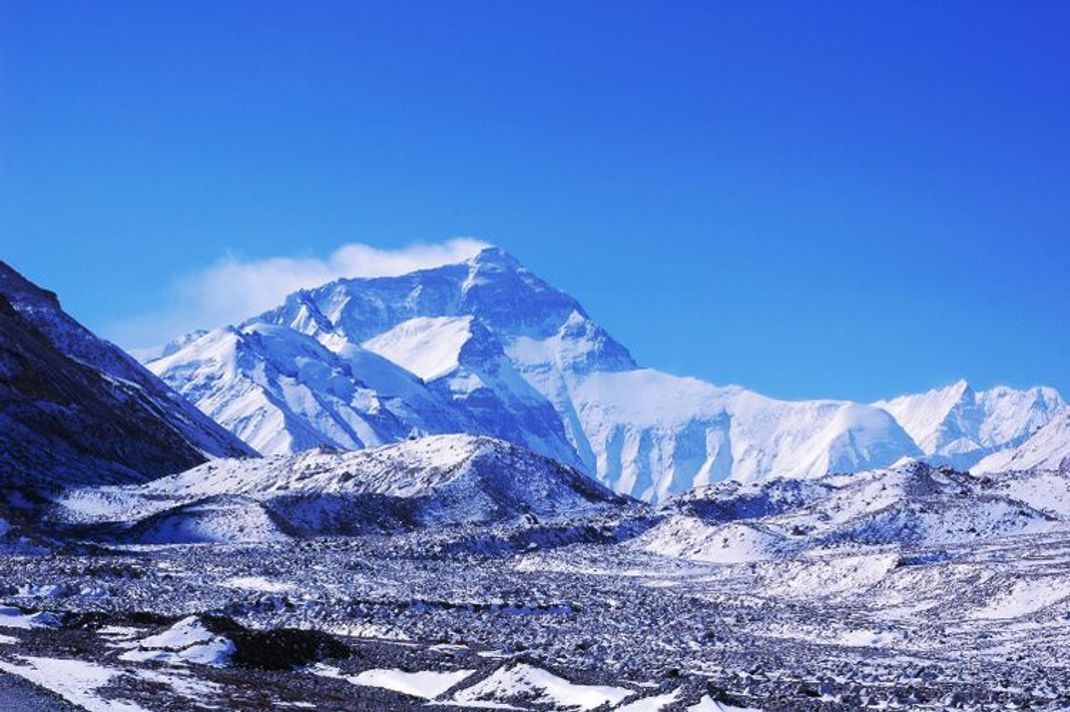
1, 456, 1069, 709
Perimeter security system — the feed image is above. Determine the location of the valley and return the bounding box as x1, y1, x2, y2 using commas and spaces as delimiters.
2, 486, 1070, 710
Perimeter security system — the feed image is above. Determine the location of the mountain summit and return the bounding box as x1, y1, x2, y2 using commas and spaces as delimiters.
144, 247, 1068, 502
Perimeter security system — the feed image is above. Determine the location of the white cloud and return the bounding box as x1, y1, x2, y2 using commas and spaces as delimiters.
107, 238, 489, 349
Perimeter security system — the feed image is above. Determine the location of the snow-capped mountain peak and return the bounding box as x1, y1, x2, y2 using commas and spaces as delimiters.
145, 246, 1068, 501
874, 379, 1067, 469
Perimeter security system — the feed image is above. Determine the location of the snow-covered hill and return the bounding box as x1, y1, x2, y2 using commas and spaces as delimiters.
637, 461, 1064, 563
0, 263, 254, 490
59, 435, 631, 542
144, 246, 1068, 501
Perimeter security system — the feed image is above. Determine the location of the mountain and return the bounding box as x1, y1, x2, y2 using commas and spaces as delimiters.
146, 322, 470, 455
569, 370, 922, 500
874, 379, 1066, 469
145, 246, 1067, 501
973, 412, 1070, 473
58, 435, 631, 542
0, 263, 253, 490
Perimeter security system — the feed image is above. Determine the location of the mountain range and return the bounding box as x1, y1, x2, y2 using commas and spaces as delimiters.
0, 255, 1068, 710
139, 246, 1069, 501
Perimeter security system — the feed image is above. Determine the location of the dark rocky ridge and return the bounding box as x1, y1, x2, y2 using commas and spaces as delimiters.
0, 262, 255, 491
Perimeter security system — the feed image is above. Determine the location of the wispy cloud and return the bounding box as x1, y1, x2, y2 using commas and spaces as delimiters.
107, 238, 489, 348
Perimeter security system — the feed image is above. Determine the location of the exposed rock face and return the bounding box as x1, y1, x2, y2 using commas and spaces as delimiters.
0, 262, 255, 490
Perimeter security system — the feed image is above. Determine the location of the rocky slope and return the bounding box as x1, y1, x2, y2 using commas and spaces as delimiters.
0, 264, 254, 492
0, 261, 255, 469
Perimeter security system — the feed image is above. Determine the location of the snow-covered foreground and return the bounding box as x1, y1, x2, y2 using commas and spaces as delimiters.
6, 460, 1070, 710
2, 527, 1069, 710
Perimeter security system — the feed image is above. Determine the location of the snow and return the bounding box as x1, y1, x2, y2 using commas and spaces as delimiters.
876, 380, 1066, 468
985, 468, 1070, 517
313, 664, 475, 699
137, 616, 215, 649
969, 578, 1069, 620
637, 519, 783, 563
119, 616, 235, 666
449, 663, 634, 710
615, 688, 681, 711
975, 414, 1070, 473
362, 316, 474, 381
222, 575, 295, 593
0, 606, 60, 629
132, 495, 290, 544
831, 629, 904, 647
687, 696, 763, 712
572, 372, 920, 500
147, 323, 467, 456
0, 656, 150, 712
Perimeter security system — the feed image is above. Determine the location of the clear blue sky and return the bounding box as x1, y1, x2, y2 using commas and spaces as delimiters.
2, 1, 1068, 401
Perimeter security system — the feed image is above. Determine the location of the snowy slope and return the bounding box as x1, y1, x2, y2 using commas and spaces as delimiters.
362, 316, 474, 381
875, 379, 1066, 468
0, 262, 254, 462
363, 316, 583, 468
61, 435, 630, 540
147, 323, 469, 455
973, 413, 1070, 473
637, 461, 1063, 563
570, 370, 920, 501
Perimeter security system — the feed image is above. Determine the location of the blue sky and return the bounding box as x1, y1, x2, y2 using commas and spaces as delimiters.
2, 1, 1067, 401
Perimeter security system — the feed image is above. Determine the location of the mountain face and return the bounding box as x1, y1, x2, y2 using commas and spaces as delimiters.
145, 247, 1068, 502
145, 322, 471, 455
0, 262, 255, 464
59, 435, 631, 542
874, 379, 1066, 469
973, 412, 1070, 473
0, 263, 253, 490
